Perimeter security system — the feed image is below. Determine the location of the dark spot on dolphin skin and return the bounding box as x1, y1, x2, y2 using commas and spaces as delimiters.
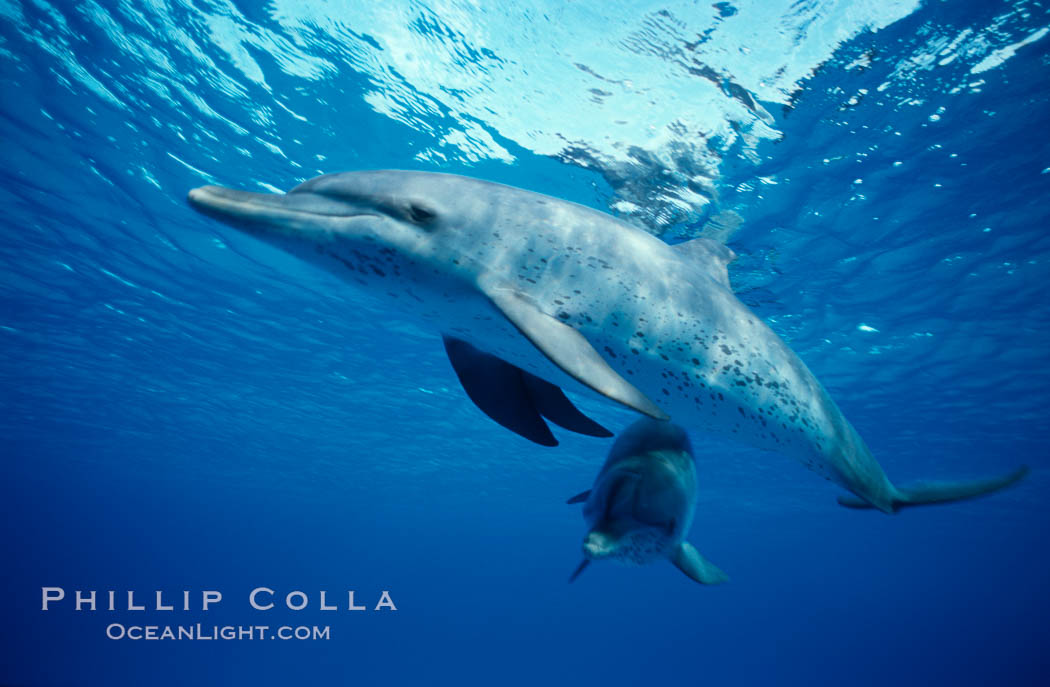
370, 265, 386, 277
557, 311, 570, 321
631, 348, 640, 355
735, 380, 746, 386
738, 407, 746, 416
692, 358, 700, 365
604, 346, 617, 359
662, 388, 670, 396
718, 393, 724, 401
660, 354, 669, 361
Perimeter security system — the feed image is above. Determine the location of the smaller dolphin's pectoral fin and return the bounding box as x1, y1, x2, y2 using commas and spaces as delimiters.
566, 490, 591, 505
568, 559, 591, 583
671, 542, 729, 586
837, 465, 1029, 512
443, 335, 558, 446
484, 287, 668, 421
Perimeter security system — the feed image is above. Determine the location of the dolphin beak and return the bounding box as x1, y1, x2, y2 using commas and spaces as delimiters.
583, 531, 615, 559
187, 185, 377, 237
188, 185, 320, 227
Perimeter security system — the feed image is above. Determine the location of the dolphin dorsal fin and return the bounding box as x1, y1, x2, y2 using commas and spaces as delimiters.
673, 237, 736, 290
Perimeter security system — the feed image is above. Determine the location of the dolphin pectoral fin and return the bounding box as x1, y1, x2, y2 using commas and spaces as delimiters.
671, 542, 729, 585
522, 373, 613, 438
568, 559, 591, 583
484, 288, 668, 420
837, 465, 1029, 512
442, 335, 558, 446
566, 490, 591, 505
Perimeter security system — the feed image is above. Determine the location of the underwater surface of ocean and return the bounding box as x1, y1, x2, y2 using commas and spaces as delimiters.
1, 0, 1048, 685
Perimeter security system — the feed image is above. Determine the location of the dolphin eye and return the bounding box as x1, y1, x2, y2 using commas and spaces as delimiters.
407, 204, 437, 225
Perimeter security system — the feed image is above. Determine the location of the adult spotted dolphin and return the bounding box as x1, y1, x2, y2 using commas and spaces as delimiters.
566, 418, 728, 585
188, 170, 1027, 513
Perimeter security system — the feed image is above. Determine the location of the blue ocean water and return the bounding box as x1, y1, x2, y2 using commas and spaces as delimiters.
1, 0, 1048, 685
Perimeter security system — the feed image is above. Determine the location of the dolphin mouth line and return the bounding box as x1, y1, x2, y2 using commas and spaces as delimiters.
187, 185, 381, 223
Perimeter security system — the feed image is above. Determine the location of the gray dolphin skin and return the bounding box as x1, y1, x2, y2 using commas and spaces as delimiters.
566, 418, 728, 585
188, 170, 1027, 513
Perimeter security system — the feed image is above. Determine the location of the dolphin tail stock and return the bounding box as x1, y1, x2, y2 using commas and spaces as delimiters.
837, 465, 1029, 512
670, 542, 729, 585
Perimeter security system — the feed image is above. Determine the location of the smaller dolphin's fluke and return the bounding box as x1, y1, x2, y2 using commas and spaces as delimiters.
837, 465, 1029, 512
442, 336, 612, 446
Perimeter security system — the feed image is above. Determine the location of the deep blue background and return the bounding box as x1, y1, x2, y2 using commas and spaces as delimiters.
1, 1, 1048, 685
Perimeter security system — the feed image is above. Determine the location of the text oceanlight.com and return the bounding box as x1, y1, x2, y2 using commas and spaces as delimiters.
106, 624, 330, 641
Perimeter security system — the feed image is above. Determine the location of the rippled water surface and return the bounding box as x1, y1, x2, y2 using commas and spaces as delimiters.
2, 1, 1048, 685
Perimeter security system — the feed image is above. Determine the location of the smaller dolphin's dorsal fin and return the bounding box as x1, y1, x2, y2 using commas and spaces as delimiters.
672, 237, 736, 290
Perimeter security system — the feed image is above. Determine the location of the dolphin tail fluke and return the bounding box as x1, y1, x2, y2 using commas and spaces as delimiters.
442, 335, 613, 446
671, 542, 728, 586
837, 466, 1029, 512
568, 559, 591, 583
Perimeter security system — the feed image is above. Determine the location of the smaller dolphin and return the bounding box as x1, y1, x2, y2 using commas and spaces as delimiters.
566, 418, 728, 585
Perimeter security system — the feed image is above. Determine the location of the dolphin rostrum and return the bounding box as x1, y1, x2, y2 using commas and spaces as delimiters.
566, 418, 728, 585
188, 170, 1027, 513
